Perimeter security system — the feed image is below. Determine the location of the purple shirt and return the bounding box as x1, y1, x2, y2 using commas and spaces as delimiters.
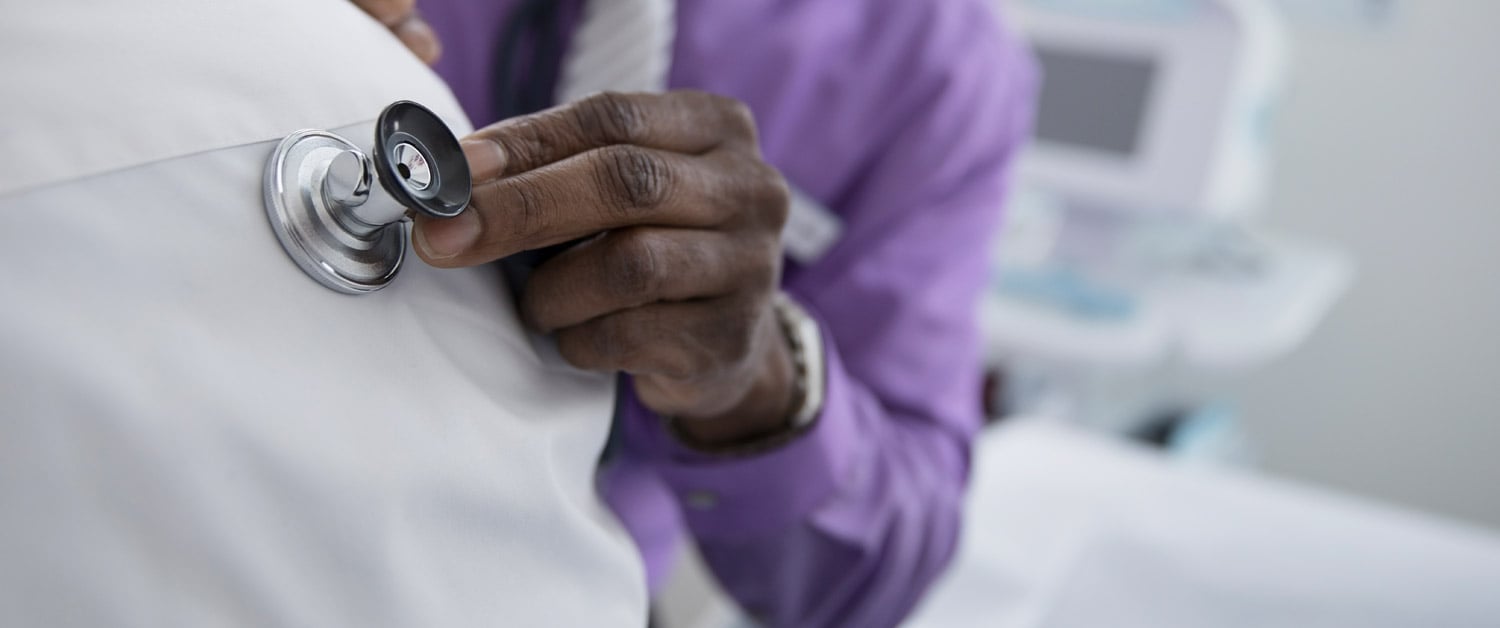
422, 1, 1036, 625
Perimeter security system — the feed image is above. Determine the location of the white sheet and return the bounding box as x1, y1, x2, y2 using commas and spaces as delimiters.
907, 421, 1500, 628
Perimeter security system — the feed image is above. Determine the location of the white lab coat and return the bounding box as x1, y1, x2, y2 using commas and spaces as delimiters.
0, 1, 646, 625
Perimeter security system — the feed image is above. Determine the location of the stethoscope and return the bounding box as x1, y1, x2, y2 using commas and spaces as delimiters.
262, 101, 472, 294
261, 1, 556, 296
262, 0, 838, 295
261, 1, 606, 296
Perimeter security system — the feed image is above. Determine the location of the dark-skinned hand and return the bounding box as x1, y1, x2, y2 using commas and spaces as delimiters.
413, 91, 797, 447
351, 0, 442, 64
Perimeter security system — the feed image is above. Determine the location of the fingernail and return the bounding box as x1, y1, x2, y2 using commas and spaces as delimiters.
396, 18, 442, 65
461, 139, 506, 181
414, 211, 480, 261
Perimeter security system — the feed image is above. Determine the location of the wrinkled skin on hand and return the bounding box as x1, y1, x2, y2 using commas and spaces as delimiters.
415, 91, 799, 447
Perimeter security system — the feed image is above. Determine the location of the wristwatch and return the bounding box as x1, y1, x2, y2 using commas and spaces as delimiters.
773, 291, 826, 431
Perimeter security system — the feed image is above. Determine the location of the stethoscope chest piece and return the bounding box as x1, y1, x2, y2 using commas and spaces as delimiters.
263, 101, 471, 294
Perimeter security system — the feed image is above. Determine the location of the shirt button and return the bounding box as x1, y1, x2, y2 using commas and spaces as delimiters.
683, 490, 719, 511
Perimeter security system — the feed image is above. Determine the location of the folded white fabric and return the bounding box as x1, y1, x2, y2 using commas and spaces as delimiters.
908, 421, 1500, 628
0, 2, 644, 626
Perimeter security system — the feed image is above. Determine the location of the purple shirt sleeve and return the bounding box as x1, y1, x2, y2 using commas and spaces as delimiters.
609, 1, 1037, 626
424, 0, 1036, 625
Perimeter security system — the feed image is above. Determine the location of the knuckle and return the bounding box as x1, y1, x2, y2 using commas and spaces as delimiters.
724, 98, 758, 138
587, 318, 623, 364
598, 145, 674, 213
756, 164, 792, 228
715, 305, 760, 366
658, 354, 701, 382
661, 343, 709, 381
698, 91, 757, 144
576, 92, 646, 145
594, 316, 647, 369
556, 317, 632, 372
602, 231, 661, 300
491, 116, 555, 171
686, 303, 751, 370
555, 327, 604, 371
744, 239, 782, 292
725, 157, 788, 230
518, 275, 563, 332
488, 175, 551, 241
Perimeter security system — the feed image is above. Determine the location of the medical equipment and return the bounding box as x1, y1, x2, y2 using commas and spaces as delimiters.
984, 0, 1352, 434
1015, 0, 1282, 217
1273, 0, 1399, 28
904, 421, 1500, 628
263, 101, 471, 294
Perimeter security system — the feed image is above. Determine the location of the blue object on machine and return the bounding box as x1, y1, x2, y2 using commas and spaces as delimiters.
1022, 0, 1205, 21
1168, 402, 1257, 466
996, 267, 1139, 322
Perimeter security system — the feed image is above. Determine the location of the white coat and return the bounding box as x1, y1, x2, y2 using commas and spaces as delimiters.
0, 1, 646, 625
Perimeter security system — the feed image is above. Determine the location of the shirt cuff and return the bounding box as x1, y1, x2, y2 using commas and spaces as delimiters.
618, 316, 867, 542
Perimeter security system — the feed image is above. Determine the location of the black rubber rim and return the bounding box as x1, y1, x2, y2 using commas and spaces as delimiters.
374, 101, 472, 219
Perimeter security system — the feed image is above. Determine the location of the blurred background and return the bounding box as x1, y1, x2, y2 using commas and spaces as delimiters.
1240, 0, 1500, 530
978, 0, 1499, 530
661, 2, 1500, 624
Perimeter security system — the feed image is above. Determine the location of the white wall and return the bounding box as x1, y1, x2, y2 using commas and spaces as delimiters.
1242, 0, 1500, 529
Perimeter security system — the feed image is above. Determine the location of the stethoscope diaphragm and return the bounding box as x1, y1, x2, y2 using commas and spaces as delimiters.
262, 101, 471, 294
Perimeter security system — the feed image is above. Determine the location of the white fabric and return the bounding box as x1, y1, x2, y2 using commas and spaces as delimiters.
556, 0, 676, 102
0, 1, 645, 625
906, 422, 1500, 628
0, 1, 461, 196
782, 186, 844, 264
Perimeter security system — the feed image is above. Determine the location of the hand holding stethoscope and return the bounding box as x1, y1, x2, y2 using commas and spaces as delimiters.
422, 90, 798, 447
314, 1, 807, 447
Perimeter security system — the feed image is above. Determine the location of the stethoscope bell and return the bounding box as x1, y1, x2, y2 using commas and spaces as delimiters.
263, 101, 471, 294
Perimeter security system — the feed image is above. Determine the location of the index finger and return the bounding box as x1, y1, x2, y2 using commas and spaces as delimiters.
460, 90, 757, 181
412, 146, 767, 267
354, 0, 417, 26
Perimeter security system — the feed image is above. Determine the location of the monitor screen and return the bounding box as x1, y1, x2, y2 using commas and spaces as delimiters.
1032, 45, 1159, 158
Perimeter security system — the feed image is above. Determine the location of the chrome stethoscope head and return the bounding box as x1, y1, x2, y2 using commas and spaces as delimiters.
263, 101, 472, 294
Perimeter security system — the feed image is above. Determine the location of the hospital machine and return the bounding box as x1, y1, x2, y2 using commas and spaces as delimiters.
983, 0, 1354, 444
